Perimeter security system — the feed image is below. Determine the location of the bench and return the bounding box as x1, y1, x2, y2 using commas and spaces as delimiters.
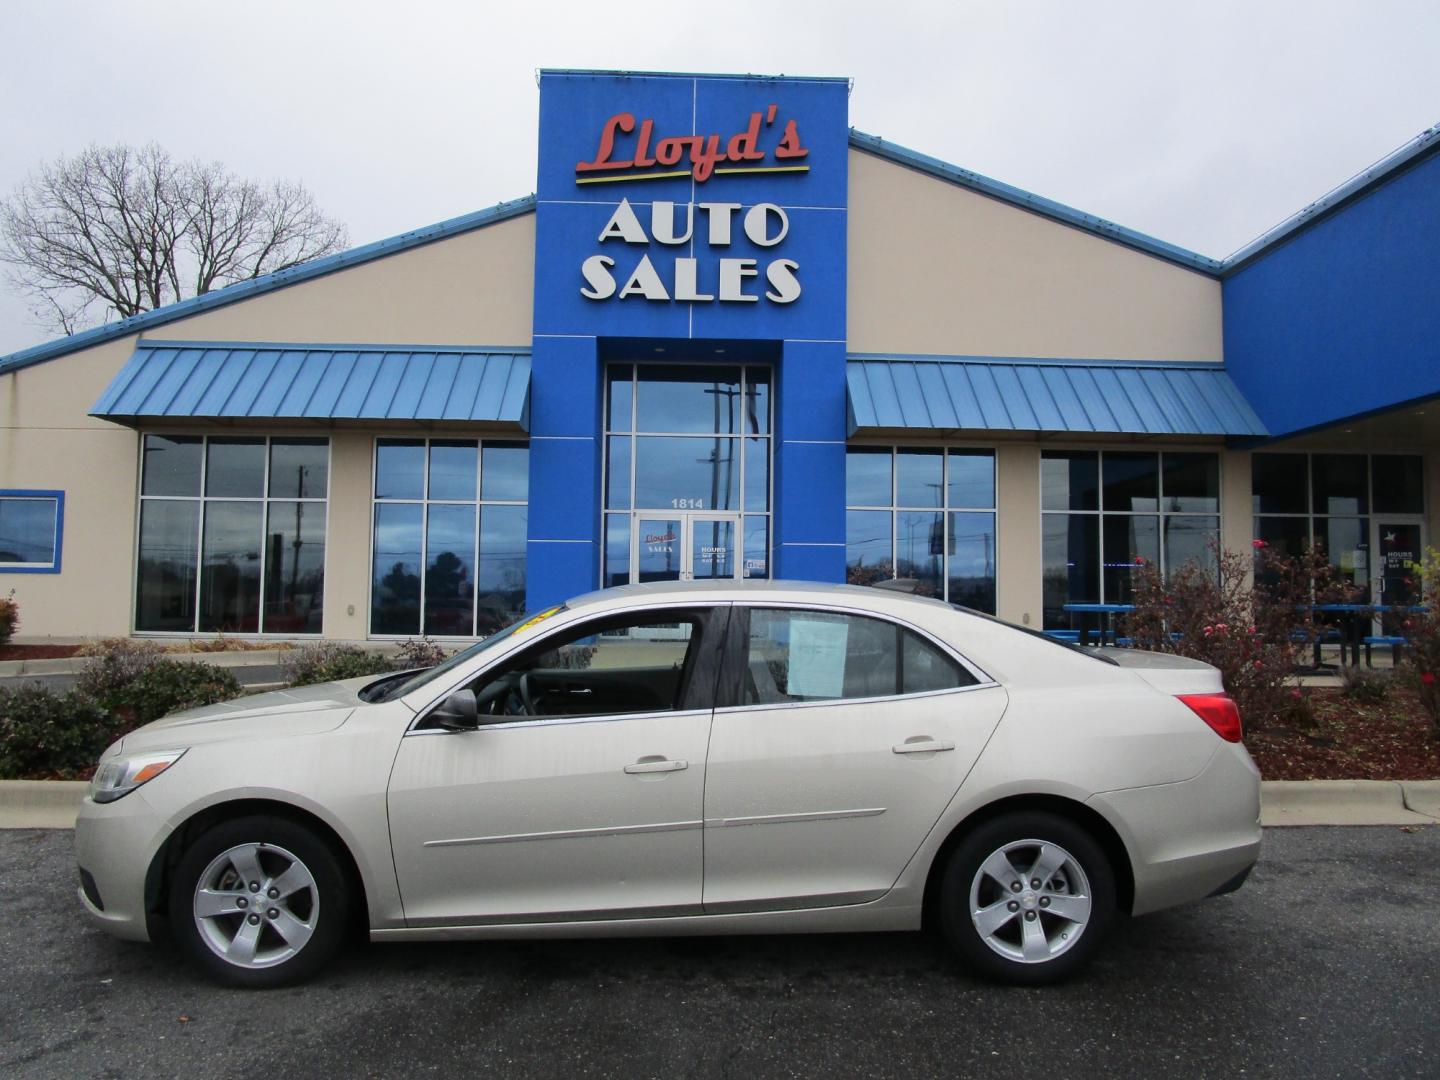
1363, 636, 1407, 667
1043, 630, 1081, 643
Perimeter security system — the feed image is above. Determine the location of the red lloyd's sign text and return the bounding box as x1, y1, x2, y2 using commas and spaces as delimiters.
575, 105, 809, 185
578, 200, 800, 305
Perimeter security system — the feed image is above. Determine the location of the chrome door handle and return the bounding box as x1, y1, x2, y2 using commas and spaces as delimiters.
892, 739, 956, 754
623, 758, 689, 774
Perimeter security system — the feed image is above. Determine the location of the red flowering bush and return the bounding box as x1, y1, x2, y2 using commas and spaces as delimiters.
1122, 541, 1347, 729
1396, 547, 1440, 730
0, 591, 17, 647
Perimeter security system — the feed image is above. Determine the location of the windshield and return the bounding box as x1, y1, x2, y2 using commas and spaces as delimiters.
373, 605, 567, 701
951, 605, 1119, 666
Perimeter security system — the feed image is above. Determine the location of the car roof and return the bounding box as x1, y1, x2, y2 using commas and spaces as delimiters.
563, 579, 958, 616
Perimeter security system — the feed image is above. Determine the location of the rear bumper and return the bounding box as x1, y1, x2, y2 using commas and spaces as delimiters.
1088, 741, 1262, 917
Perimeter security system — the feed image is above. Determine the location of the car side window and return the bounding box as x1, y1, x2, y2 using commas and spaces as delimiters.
743, 608, 976, 706
467, 614, 704, 722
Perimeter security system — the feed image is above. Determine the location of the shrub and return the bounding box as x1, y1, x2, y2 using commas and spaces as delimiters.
281, 642, 398, 687
1338, 664, 1391, 702
393, 637, 452, 669
1396, 546, 1440, 730
116, 660, 244, 724
75, 638, 166, 706
0, 684, 121, 778
1123, 540, 1348, 729
0, 591, 18, 647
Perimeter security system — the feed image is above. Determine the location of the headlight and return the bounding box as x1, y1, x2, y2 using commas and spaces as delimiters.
90, 749, 187, 804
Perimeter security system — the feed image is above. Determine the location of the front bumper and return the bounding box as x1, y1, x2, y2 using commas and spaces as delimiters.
1089, 740, 1262, 917
74, 790, 172, 943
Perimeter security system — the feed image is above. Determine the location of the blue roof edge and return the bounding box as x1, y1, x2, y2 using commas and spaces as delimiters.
0, 195, 537, 376
847, 352, 1225, 370
849, 131, 1224, 276
127, 339, 532, 355
540, 68, 850, 84
1219, 122, 1440, 276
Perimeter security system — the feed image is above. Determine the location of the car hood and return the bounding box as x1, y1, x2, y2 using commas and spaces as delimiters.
115, 675, 378, 752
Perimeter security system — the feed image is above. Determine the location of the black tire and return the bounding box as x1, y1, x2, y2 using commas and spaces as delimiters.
938, 811, 1117, 986
168, 814, 350, 989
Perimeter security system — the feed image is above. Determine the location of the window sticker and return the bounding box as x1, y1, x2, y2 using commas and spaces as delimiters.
787, 618, 849, 698
513, 605, 563, 635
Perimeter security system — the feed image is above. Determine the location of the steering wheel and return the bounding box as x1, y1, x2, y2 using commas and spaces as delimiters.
517, 672, 537, 716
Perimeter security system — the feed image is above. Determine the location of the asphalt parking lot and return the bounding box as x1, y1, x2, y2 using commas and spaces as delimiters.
1, 826, 1435, 1079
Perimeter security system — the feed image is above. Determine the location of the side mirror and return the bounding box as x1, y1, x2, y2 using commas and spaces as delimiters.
430, 689, 478, 731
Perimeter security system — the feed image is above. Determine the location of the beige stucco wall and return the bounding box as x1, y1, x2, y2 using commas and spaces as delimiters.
0, 213, 535, 639
994, 443, 1042, 626
847, 150, 1224, 361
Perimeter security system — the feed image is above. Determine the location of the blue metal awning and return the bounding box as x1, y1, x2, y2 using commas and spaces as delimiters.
91, 341, 531, 428
846, 356, 1266, 437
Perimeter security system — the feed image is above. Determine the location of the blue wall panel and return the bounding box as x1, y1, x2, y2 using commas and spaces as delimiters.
1223, 148, 1440, 436
775, 340, 846, 579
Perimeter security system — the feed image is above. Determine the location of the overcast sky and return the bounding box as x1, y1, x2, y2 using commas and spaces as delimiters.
2, 0, 1437, 356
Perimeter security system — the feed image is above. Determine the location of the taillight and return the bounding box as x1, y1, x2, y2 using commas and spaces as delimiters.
1177, 693, 1243, 742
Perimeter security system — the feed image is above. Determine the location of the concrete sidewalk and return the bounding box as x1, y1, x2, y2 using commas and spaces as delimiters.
2, 778, 1436, 830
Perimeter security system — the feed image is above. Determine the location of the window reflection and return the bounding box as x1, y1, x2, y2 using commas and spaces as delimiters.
199, 501, 262, 633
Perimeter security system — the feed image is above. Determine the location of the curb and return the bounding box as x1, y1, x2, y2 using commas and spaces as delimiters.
2, 778, 1437, 831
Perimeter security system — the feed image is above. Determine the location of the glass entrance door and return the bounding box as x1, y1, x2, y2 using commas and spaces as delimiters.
632, 513, 740, 583
1374, 520, 1425, 635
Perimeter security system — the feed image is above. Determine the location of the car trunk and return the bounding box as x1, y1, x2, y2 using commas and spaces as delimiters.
1094, 648, 1226, 696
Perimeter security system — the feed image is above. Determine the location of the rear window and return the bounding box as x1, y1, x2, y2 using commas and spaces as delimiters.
951, 605, 1119, 666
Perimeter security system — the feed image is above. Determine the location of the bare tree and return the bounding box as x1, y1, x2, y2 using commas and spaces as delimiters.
1, 143, 348, 335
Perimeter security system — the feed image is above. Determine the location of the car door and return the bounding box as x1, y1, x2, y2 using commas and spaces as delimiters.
702, 604, 1007, 912
387, 604, 727, 926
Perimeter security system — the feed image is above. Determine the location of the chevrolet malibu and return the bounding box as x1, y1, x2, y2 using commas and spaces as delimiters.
75, 581, 1260, 988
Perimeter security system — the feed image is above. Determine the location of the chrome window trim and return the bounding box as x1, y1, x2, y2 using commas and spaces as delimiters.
404, 705, 715, 737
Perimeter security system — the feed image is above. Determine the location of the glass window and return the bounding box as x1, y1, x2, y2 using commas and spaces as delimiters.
268, 439, 328, 500
1102, 452, 1159, 513
634, 436, 738, 511
1163, 453, 1219, 513
901, 630, 976, 694
1041, 451, 1098, 512
608, 369, 633, 431
1164, 515, 1220, 581
743, 438, 769, 512
604, 515, 631, 588
948, 450, 995, 510
896, 510, 944, 600
428, 441, 478, 501
137, 436, 329, 634
205, 438, 266, 498
0, 495, 60, 568
424, 505, 477, 637
1318, 516, 1370, 598
1254, 515, 1309, 560
744, 609, 898, 704
845, 510, 892, 586
1312, 454, 1368, 515
263, 501, 325, 634
477, 505, 527, 635
846, 447, 997, 612
1043, 514, 1099, 626
481, 443, 529, 502
743, 515, 769, 579
634, 365, 743, 434
1102, 514, 1159, 606
136, 500, 199, 632
948, 512, 996, 612
1372, 455, 1424, 514
744, 367, 770, 435
896, 449, 943, 507
198, 501, 262, 632
1251, 454, 1308, 514
371, 503, 423, 635
470, 616, 700, 721
375, 440, 425, 501
606, 437, 632, 510
845, 447, 891, 507
141, 435, 202, 497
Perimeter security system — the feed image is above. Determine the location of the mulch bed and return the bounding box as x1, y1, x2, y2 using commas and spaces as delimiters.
0, 644, 83, 661
1246, 687, 1440, 780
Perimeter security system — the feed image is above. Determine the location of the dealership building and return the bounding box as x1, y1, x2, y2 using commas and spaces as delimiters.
1, 70, 1437, 642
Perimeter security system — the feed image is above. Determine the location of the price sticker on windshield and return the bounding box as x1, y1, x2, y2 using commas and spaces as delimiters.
513, 606, 563, 635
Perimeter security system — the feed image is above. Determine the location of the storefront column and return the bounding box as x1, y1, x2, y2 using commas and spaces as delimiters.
995, 443, 1042, 627
322, 431, 375, 640
773, 339, 846, 581
1221, 449, 1253, 568
525, 335, 602, 611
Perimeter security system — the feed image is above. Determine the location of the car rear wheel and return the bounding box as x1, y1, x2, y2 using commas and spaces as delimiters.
169, 815, 349, 988
939, 811, 1116, 985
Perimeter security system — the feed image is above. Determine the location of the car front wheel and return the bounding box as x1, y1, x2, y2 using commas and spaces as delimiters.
939, 811, 1117, 985
169, 815, 350, 988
